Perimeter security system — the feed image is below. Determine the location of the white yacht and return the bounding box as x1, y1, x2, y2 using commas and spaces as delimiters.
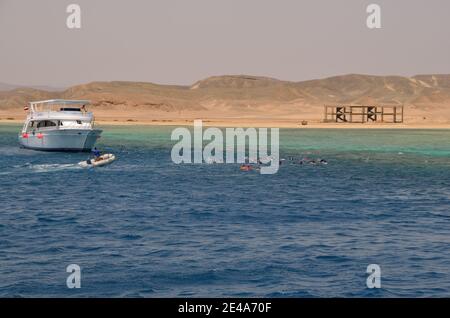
19, 99, 102, 152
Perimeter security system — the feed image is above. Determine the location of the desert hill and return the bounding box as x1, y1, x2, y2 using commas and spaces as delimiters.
1, 74, 450, 124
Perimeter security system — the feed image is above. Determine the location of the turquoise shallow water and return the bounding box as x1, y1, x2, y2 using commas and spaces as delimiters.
1, 124, 450, 297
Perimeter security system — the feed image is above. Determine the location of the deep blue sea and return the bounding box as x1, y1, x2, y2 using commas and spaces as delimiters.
1, 124, 450, 297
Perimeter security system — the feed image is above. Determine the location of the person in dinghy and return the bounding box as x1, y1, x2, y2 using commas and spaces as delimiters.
84, 147, 103, 165
92, 147, 102, 161
79, 148, 116, 168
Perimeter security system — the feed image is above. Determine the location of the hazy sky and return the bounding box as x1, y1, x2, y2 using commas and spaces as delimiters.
0, 0, 449, 87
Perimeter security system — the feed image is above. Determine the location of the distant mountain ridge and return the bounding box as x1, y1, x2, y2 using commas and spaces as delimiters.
0, 82, 20, 91
1, 74, 450, 112
0, 82, 65, 92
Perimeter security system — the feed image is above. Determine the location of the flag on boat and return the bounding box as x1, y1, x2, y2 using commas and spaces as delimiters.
24, 105, 29, 111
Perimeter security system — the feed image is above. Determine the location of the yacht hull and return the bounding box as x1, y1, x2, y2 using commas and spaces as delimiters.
19, 129, 102, 152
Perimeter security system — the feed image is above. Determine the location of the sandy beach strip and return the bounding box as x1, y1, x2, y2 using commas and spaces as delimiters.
2, 117, 450, 129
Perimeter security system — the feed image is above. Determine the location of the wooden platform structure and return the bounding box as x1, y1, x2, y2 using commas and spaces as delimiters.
323, 105, 404, 123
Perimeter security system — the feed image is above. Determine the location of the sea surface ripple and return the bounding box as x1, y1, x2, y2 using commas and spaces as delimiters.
1, 124, 450, 297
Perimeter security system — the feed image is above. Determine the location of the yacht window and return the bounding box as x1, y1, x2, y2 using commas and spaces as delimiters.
37, 121, 57, 128
76, 120, 82, 124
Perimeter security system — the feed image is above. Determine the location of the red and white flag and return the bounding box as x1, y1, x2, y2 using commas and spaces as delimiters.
24, 105, 29, 111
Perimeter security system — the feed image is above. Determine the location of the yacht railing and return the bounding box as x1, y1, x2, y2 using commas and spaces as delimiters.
29, 111, 94, 121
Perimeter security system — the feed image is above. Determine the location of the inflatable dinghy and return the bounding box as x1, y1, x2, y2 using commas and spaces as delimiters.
79, 154, 116, 168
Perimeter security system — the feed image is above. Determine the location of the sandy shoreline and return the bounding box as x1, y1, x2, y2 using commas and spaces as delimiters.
3, 103, 450, 129
1, 117, 450, 129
